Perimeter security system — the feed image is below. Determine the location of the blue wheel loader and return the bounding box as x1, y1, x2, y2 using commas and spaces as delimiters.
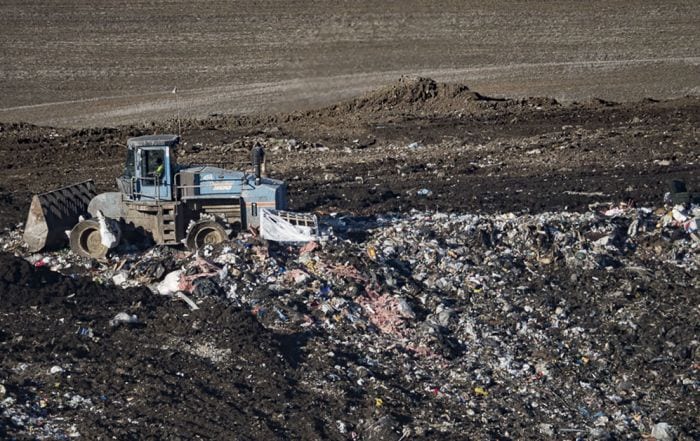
23, 135, 316, 258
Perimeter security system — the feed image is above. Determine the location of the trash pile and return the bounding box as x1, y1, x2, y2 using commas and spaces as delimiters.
1, 202, 698, 439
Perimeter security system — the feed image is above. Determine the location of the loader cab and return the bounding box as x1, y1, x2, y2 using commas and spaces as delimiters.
122, 135, 180, 202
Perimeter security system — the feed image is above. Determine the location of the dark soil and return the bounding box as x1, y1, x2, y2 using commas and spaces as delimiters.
0, 252, 352, 440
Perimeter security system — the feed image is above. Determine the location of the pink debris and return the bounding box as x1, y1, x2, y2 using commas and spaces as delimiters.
299, 241, 319, 255
329, 263, 367, 282
300, 314, 315, 327
284, 268, 310, 284
177, 257, 219, 293
603, 202, 634, 217
195, 256, 220, 272
358, 292, 413, 337
405, 344, 435, 358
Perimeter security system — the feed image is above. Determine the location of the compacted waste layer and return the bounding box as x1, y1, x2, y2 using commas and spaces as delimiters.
1, 203, 698, 440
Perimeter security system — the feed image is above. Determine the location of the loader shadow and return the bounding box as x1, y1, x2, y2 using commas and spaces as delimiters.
275, 331, 313, 369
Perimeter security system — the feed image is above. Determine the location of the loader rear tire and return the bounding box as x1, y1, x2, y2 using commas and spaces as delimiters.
69, 220, 108, 259
185, 220, 227, 251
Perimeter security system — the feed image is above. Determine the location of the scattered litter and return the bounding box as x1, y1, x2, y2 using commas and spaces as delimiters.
174, 291, 200, 310
109, 312, 140, 327
473, 386, 489, 397
77, 326, 94, 338
112, 271, 128, 286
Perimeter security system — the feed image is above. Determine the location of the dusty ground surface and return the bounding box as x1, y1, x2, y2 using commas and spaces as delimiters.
0, 0, 698, 126
0, 78, 698, 439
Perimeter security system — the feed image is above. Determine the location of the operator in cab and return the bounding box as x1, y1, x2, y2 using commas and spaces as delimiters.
154, 158, 164, 180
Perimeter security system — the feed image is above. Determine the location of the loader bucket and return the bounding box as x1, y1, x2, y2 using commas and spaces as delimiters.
23, 180, 97, 252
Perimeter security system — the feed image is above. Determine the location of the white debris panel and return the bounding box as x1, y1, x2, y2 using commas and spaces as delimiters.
259, 209, 318, 242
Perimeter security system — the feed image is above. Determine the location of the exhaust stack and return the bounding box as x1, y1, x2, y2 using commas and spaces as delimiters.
251, 142, 265, 185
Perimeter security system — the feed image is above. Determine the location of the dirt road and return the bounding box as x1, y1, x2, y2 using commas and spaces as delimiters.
1, 0, 698, 126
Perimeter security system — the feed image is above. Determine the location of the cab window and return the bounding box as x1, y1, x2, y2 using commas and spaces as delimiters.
123, 147, 135, 178
141, 149, 165, 177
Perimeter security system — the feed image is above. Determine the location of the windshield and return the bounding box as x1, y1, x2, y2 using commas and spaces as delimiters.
141, 149, 165, 176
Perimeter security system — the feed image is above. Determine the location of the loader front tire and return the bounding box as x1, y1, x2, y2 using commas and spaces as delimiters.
185, 220, 227, 251
69, 220, 108, 259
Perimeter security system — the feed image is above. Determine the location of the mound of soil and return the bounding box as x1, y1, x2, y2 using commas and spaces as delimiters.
344, 76, 484, 111
308, 77, 563, 120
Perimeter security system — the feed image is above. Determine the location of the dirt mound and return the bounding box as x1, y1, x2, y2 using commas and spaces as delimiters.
312, 77, 563, 118
331, 76, 485, 115
353, 76, 480, 107
269, 77, 566, 134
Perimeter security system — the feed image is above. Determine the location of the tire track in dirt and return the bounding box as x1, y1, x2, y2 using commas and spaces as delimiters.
1, 57, 698, 127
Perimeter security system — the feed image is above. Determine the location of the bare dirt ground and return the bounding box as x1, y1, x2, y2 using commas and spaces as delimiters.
0, 0, 698, 127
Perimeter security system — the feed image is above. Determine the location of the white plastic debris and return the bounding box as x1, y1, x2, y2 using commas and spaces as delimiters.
158, 270, 183, 295
604, 207, 626, 217
671, 206, 688, 222
112, 271, 128, 286
651, 422, 676, 441
49, 365, 64, 374
95, 210, 120, 249
109, 312, 139, 327
175, 292, 200, 311
336, 420, 347, 434
260, 209, 317, 243
538, 424, 554, 437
